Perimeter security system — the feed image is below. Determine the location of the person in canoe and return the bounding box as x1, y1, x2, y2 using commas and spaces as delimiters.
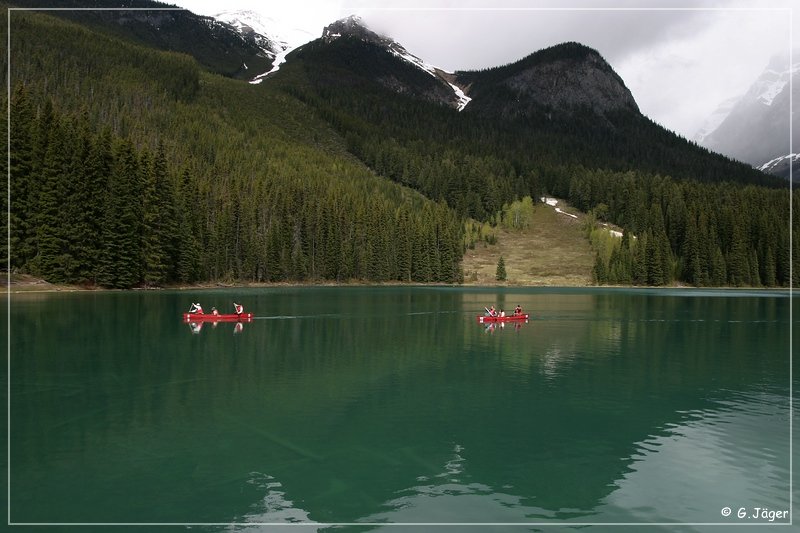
514, 305, 522, 316
233, 302, 244, 315
485, 305, 496, 317
189, 302, 203, 314
211, 307, 219, 316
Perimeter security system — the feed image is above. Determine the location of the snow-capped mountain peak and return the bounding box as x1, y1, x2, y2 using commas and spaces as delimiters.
212, 11, 471, 108
215, 10, 275, 42
321, 15, 472, 111
693, 49, 799, 180
214, 9, 315, 52
696, 51, 799, 143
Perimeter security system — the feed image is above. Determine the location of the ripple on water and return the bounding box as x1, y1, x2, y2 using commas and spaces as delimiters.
600, 389, 790, 524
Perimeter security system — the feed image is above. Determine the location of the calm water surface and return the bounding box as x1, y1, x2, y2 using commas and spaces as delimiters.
5, 287, 794, 530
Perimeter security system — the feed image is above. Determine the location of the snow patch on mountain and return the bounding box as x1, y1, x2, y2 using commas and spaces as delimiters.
249, 46, 296, 84
214, 9, 316, 81
388, 46, 437, 76
385, 46, 471, 110
387, 46, 472, 111
747, 64, 799, 107
755, 71, 788, 106
448, 82, 472, 111
758, 153, 799, 173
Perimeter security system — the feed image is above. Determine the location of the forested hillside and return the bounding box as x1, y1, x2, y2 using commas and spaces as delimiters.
5, 9, 463, 288
8, 0, 276, 79
4, 7, 797, 289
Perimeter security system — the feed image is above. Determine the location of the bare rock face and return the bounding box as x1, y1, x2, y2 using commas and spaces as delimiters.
504, 52, 638, 115
457, 42, 639, 120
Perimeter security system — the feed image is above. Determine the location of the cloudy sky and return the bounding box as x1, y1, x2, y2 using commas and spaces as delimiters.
174, 0, 796, 140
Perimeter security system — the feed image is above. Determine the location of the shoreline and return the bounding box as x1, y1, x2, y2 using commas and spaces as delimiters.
4, 274, 789, 294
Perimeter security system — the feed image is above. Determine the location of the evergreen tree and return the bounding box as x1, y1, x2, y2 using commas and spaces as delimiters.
33, 114, 74, 282
0, 96, 6, 271
264, 225, 284, 282
644, 231, 665, 286
411, 222, 431, 282
609, 238, 633, 284
142, 143, 176, 286
632, 235, 648, 285
9, 84, 38, 270
711, 246, 727, 286
98, 139, 143, 288
762, 247, 776, 287
395, 212, 412, 282
682, 213, 702, 285
748, 250, 761, 287
67, 112, 102, 283
323, 208, 341, 279
176, 168, 201, 284
593, 252, 607, 284
496, 255, 507, 281
792, 232, 800, 288
727, 223, 749, 286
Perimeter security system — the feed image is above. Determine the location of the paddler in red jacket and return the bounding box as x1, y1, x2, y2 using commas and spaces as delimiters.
189, 302, 203, 314
233, 302, 244, 315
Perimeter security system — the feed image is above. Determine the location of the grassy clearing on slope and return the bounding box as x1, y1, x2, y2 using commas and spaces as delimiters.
462, 202, 595, 286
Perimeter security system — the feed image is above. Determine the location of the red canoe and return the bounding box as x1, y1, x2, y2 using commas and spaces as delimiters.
183, 312, 253, 322
476, 314, 529, 323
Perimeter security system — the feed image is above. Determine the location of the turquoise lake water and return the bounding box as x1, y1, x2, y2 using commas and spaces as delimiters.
4, 287, 794, 531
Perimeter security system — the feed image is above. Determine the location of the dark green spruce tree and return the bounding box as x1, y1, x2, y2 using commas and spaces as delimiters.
496, 255, 507, 281
98, 139, 143, 288
9, 84, 38, 271
142, 143, 178, 286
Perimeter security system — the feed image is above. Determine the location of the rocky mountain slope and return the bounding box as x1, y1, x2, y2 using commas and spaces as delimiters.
695, 51, 799, 180
456, 42, 639, 120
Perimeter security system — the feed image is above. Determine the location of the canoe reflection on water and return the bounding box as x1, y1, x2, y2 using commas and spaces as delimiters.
186, 319, 249, 335
481, 320, 529, 333
482, 320, 528, 333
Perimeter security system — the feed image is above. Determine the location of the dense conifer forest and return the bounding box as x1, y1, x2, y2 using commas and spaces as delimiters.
4, 8, 796, 288
5, 9, 463, 288
279, 37, 797, 287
